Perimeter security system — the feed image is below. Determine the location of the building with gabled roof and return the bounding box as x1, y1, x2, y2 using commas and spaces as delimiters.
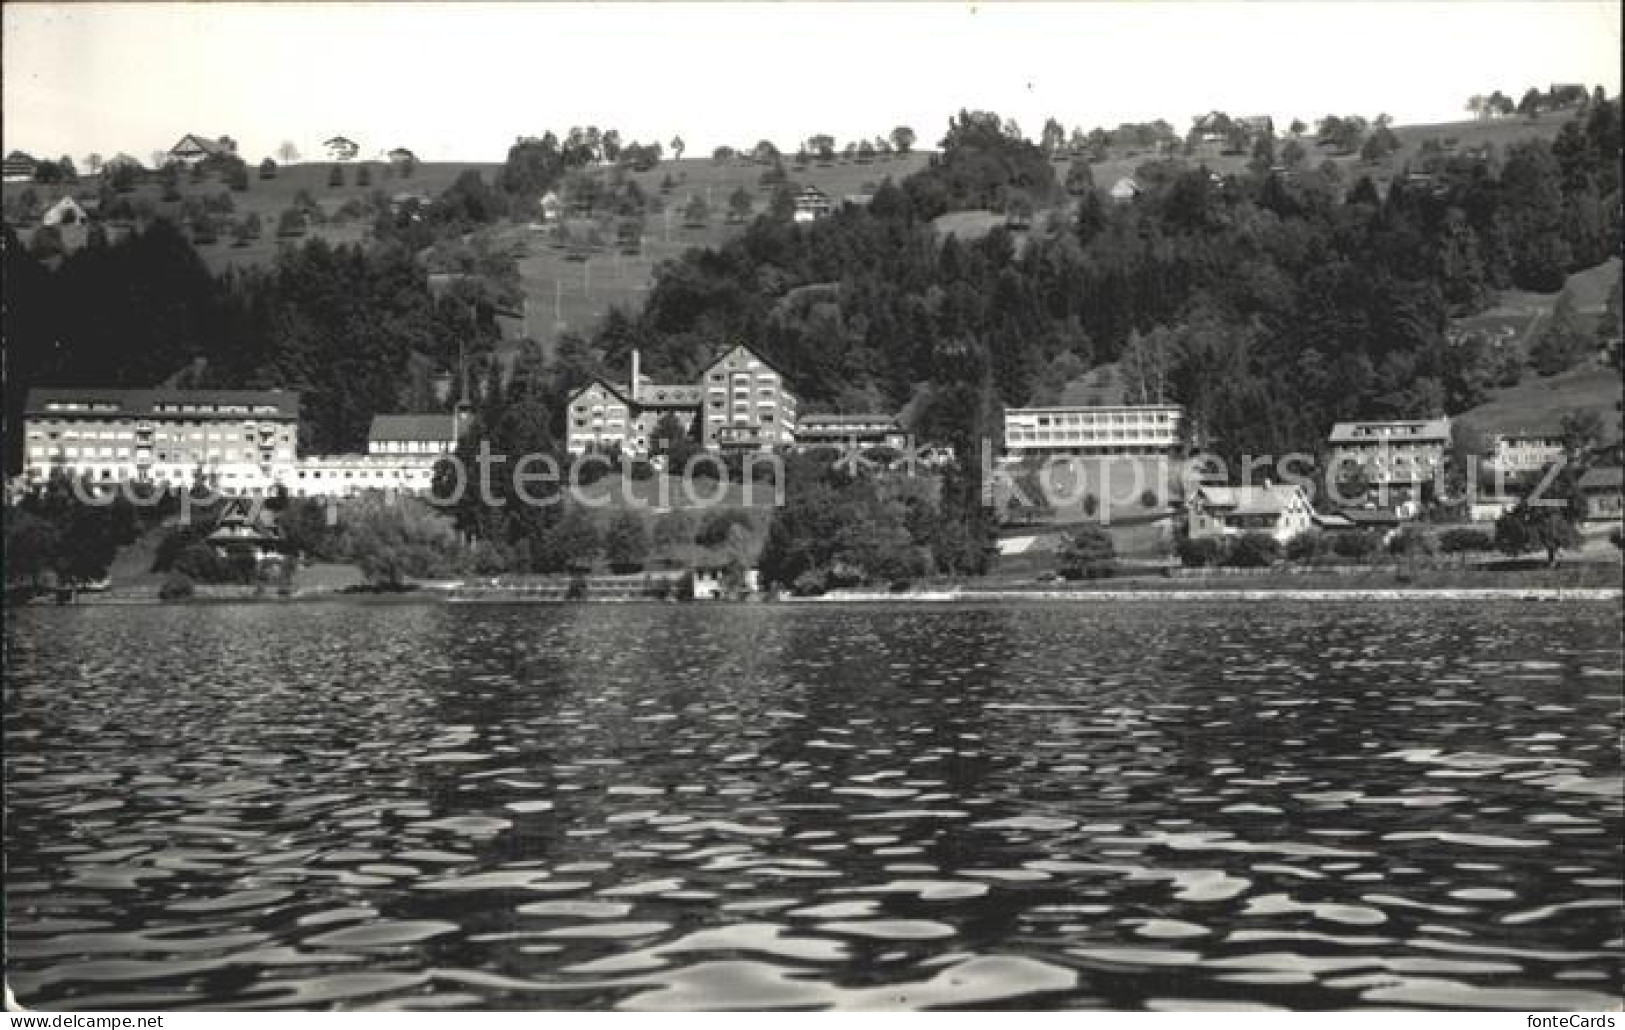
3, 150, 38, 182
1187, 482, 1314, 543
168, 134, 236, 165
41, 196, 89, 227
565, 344, 798, 457
1328, 417, 1451, 489
792, 185, 834, 223
1108, 176, 1141, 203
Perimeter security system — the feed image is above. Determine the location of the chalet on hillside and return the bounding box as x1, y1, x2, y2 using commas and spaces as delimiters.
1108, 177, 1141, 203
41, 196, 90, 227
1191, 112, 1228, 143
792, 186, 833, 223
169, 134, 236, 165
324, 136, 360, 161
3, 151, 38, 182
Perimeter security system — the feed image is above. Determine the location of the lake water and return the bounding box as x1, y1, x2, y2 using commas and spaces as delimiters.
5, 601, 1622, 1011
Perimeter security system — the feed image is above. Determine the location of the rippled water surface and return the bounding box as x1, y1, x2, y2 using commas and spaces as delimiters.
5, 601, 1622, 1010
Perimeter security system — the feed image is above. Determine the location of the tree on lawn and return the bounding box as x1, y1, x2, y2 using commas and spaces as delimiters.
890, 126, 916, 155
277, 142, 300, 164
669, 135, 685, 161
1529, 289, 1591, 375
258, 157, 278, 180
603, 510, 649, 572
683, 194, 709, 228
1495, 503, 1581, 566
727, 186, 753, 223
1057, 525, 1115, 580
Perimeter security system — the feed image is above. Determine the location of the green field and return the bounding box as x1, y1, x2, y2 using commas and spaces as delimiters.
1455, 365, 1622, 441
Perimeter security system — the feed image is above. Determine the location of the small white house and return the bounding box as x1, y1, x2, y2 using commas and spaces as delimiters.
1108, 177, 1142, 203
41, 196, 89, 227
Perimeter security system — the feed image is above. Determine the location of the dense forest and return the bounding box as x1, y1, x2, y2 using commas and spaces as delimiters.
594, 101, 1622, 469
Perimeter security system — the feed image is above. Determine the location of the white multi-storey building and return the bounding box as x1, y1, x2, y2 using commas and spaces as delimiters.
1328, 418, 1451, 486
1002, 404, 1184, 456
289, 412, 467, 497
1483, 431, 1566, 478
22, 387, 299, 491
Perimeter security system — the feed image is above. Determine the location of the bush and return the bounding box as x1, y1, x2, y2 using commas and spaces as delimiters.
1331, 530, 1384, 561
1438, 527, 1494, 556
1139, 489, 1160, 509
1175, 535, 1226, 567
1226, 532, 1281, 568
1388, 524, 1437, 558
791, 570, 827, 596
158, 573, 194, 601
1057, 525, 1116, 580
1285, 530, 1324, 562
696, 508, 754, 547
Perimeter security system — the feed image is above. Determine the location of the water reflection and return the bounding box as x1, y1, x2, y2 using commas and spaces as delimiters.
5, 601, 1621, 1010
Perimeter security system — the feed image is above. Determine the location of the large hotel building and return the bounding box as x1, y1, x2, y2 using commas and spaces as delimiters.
22, 388, 300, 490
1002, 403, 1185, 456
566, 344, 798, 457
21, 388, 470, 497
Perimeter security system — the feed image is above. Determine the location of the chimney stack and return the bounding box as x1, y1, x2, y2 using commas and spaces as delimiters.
630, 349, 641, 402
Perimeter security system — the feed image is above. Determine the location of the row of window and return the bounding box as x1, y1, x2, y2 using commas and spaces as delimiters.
1018, 412, 1174, 428
36, 405, 286, 418
1008, 429, 1176, 442
31, 429, 288, 444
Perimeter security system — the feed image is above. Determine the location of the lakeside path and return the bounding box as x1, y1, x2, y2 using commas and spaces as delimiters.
794, 587, 1624, 603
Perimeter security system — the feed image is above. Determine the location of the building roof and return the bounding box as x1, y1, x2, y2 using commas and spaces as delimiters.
635, 383, 705, 406
1328, 418, 1451, 444
701, 343, 792, 386
1578, 466, 1623, 490
24, 387, 299, 420
4, 150, 37, 165
1340, 508, 1404, 526
1194, 483, 1306, 516
568, 377, 631, 406
369, 413, 459, 443
170, 134, 230, 156
1006, 403, 1182, 415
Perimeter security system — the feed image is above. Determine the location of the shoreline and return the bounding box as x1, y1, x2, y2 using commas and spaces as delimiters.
791, 587, 1624, 603
18, 586, 1623, 606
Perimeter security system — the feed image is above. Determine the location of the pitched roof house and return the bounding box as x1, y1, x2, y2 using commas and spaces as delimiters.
3, 151, 38, 182
1188, 482, 1315, 543
169, 134, 236, 164
41, 196, 89, 227
1108, 177, 1142, 203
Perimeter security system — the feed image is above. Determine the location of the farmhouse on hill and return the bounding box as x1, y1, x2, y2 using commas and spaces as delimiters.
792, 186, 834, 223
41, 196, 89, 227
1108, 177, 1142, 203
3, 151, 39, 182
168, 134, 237, 165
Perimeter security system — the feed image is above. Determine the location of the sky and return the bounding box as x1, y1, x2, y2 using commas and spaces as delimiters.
4, 1, 1621, 164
